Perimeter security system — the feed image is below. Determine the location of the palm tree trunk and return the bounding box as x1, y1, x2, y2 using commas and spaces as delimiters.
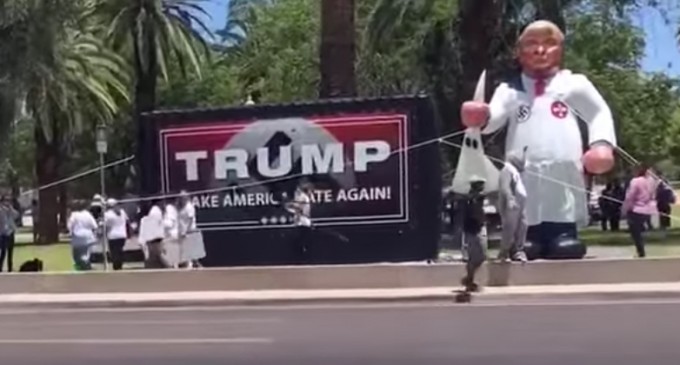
438, 0, 501, 165
135, 27, 159, 196
9, 170, 21, 227
319, 0, 357, 98
34, 121, 61, 244
0, 90, 17, 161
534, 0, 566, 31
58, 184, 68, 232
456, 0, 501, 106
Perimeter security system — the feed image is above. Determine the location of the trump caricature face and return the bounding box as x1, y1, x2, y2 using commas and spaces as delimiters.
516, 21, 564, 79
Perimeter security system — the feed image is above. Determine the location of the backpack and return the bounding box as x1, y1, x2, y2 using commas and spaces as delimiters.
657, 182, 676, 205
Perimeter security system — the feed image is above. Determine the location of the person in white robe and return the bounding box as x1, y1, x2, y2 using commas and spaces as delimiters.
139, 200, 170, 269
177, 191, 205, 268
162, 199, 180, 267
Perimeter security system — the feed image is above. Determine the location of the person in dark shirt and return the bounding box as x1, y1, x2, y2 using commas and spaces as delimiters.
656, 175, 676, 237
600, 181, 623, 232
460, 180, 487, 292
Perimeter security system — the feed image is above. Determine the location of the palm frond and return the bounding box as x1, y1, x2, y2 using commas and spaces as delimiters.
95, 0, 211, 86
2, 0, 129, 144
366, 0, 418, 48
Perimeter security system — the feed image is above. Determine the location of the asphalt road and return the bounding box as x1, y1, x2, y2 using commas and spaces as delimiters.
1, 298, 680, 365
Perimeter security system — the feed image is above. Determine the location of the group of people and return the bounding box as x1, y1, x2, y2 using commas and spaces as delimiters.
136, 191, 205, 269
67, 197, 132, 271
63, 181, 338, 271
454, 160, 678, 292
455, 150, 531, 293
67, 191, 204, 271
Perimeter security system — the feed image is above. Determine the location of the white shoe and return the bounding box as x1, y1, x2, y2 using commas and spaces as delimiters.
512, 252, 528, 264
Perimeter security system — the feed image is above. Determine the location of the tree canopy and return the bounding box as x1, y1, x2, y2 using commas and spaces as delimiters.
159, 0, 680, 176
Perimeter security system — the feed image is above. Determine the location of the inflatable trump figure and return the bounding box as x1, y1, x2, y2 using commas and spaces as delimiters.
460, 20, 617, 260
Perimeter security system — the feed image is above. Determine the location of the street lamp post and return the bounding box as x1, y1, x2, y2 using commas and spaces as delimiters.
96, 124, 109, 271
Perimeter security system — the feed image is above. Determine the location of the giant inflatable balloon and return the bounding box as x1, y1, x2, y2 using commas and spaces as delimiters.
460, 20, 617, 260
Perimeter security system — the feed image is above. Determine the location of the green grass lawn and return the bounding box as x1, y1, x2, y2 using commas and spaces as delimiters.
10, 205, 680, 272
580, 227, 680, 246
14, 243, 74, 272
12, 230, 74, 272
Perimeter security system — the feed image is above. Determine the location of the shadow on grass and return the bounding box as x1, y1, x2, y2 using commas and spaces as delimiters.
15, 240, 70, 248
580, 227, 680, 247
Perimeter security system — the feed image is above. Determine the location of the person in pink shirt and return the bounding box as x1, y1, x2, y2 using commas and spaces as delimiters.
621, 165, 659, 258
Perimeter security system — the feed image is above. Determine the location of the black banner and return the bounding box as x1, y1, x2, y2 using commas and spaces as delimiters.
141, 96, 441, 266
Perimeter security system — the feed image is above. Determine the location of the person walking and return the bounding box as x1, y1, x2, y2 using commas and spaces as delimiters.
139, 199, 171, 269
285, 183, 314, 264
67, 202, 99, 271
497, 150, 528, 262
599, 184, 613, 231
459, 180, 488, 293
621, 165, 658, 258
177, 191, 204, 268
449, 195, 468, 262
90, 194, 104, 221
0, 195, 19, 272
163, 197, 180, 268
600, 181, 624, 232
104, 198, 129, 270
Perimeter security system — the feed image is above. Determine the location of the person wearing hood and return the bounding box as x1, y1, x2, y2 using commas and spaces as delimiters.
498, 149, 529, 262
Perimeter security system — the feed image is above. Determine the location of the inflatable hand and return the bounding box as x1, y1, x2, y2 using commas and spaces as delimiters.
461, 101, 489, 128
583, 145, 614, 175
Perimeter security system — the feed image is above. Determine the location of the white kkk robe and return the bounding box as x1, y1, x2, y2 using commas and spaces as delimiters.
483, 70, 617, 227
178, 201, 206, 262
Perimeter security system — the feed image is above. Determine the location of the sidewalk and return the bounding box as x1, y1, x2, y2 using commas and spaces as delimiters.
3, 283, 680, 308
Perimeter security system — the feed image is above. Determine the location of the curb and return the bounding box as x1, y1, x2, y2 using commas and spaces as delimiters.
4, 289, 680, 309
3, 257, 680, 294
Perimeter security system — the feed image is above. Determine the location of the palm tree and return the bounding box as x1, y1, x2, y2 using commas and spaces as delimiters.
216, 0, 269, 48
0, 0, 31, 154
1, 0, 129, 243
33, 32, 129, 243
320, 0, 357, 98
93, 0, 212, 194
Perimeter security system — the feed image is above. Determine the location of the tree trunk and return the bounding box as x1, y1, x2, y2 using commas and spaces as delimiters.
439, 0, 502, 165
9, 169, 21, 227
135, 26, 159, 196
0, 90, 17, 161
34, 121, 61, 244
534, 0, 566, 31
319, 0, 357, 98
456, 0, 501, 107
58, 184, 67, 232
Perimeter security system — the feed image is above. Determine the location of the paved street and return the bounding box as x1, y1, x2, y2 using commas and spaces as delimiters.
1, 298, 679, 365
